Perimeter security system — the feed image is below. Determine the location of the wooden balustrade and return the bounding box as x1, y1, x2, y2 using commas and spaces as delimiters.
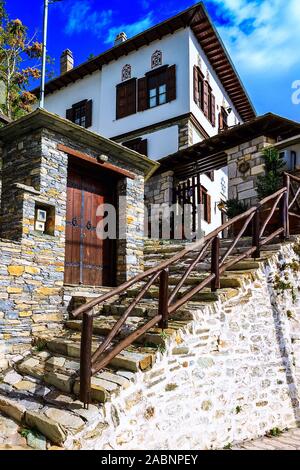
74, 172, 300, 407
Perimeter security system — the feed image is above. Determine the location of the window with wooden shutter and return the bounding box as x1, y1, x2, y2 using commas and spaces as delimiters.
210, 93, 216, 127
66, 99, 93, 128
85, 100, 93, 128
138, 65, 176, 111
116, 78, 137, 120
206, 194, 211, 224
138, 77, 148, 112
203, 81, 209, 118
123, 137, 148, 156
166, 64, 176, 102
219, 106, 228, 131
193, 66, 204, 109
200, 186, 211, 223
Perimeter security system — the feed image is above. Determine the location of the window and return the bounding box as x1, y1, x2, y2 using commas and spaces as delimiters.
193, 66, 215, 127
123, 137, 148, 156
149, 81, 167, 108
219, 106, 228, 131
66, 100, 93, 128
116, 78, 137, 119
200, 186, 211, 224
137, 65, 176, 112
205, 171, 214, 182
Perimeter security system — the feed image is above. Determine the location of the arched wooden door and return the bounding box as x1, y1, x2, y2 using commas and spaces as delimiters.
64, 163, 116, 286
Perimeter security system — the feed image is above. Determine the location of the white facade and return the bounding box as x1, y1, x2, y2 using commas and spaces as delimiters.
44, 25, 242, 151
42, 20, 250, 234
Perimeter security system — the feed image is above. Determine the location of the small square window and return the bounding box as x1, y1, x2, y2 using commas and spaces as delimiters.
34, 204, 55, 236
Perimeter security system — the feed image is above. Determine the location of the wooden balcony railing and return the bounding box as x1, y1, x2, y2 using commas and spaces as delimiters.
73, 172, 299, 408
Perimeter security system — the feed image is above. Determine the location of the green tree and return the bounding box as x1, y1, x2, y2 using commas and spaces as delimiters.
0, 0, 43, 120
256, 147, 285, 199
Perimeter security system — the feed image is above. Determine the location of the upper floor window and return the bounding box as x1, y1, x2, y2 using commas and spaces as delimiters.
138, 65, 176, 112
66, 99, 93, 128
148, 72, 167, 108
122, 64, 131, 81
151, 50, 162, 69
115, 65, 176, 119
123, 137, 148, 156
116, 78, 137, 119
193, 65, 215, 127
219, 106, 228, 131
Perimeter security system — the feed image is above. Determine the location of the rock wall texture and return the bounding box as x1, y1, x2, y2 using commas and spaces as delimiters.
82, 243, 300, 450
227, 136, 276, 207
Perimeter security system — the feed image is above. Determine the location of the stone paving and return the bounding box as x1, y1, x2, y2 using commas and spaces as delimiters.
233, 427, 300, 450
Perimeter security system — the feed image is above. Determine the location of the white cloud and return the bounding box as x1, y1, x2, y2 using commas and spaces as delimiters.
207, 0, 300, 73
64, 1, 113, 36
105, 12, 154, 44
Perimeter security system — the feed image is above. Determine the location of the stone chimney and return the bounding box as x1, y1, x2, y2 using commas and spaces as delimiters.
114, 32, 127, 46
60, 49, 74, 74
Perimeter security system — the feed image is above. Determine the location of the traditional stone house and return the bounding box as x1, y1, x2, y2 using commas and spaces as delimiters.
33, 2, 256, 233
0, 108, 157, 361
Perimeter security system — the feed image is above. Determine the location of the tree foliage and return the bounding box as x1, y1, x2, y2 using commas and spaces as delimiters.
0, 0, 43, 120
256, 147, 285, 199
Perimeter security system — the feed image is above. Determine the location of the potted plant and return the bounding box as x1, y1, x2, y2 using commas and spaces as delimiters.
224, 198, 249, 237
256, 147, 285, 235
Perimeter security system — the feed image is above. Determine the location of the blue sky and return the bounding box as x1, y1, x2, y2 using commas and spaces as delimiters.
7, 0, 300, 121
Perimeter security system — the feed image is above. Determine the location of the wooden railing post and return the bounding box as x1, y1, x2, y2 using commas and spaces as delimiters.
280, 173, 290, 240
211, 236, 220, 292
158, 269, 169, 329
80, 310, 93, 409
252, 208, 260, 258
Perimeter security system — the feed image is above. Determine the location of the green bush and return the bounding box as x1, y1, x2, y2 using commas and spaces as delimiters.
224, 198, 248, 219
256, 147, 285, 199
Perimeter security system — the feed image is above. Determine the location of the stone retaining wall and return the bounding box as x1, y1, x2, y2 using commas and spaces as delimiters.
83, 243, 300, 450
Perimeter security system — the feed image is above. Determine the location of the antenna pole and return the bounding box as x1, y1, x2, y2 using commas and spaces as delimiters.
40, 0, 49, 108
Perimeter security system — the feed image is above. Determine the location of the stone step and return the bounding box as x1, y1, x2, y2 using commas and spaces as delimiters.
125, 285, 239, 303
30, 331, 157, 374
15, 349, 136, 403
101, 301, 195, 321
65, 316, 189, 346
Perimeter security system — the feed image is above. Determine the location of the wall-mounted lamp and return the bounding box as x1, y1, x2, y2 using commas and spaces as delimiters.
217, 200, 226, 211
97, 154, 109, 163
226, 106, 232, 115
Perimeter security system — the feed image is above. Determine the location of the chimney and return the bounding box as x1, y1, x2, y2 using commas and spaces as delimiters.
114, 32, 127, 46
60, 49, 74, 74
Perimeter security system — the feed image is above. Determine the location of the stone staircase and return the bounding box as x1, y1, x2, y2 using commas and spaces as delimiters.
0, 236, 294, 449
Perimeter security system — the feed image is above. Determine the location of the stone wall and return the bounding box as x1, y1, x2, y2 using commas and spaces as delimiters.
145, 171, 174, 207
84, 243, 300, 450
227, 136, 276, 207
0, 124, 146, 359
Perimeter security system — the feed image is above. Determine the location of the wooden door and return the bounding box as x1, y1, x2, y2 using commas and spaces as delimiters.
65, 165, 115, 286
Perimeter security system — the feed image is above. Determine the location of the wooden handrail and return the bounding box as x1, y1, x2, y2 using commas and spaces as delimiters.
76, 172, 300, 407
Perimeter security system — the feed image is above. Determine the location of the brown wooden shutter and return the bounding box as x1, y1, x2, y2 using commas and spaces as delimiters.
138, 77, 148, 111
166, 65, 176, 102
218, 112, 223, 130
203, 81, 209, 118
193, 65, 199, 105
85, 100, 93, 128
210, 94, 216, 127
116, 78, 137, 119
206, 194, 211, 224
66, 107, 74, 122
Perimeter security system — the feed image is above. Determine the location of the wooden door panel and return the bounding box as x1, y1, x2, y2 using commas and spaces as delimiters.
65, 171, 82, 285
65, 165, 116, 287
